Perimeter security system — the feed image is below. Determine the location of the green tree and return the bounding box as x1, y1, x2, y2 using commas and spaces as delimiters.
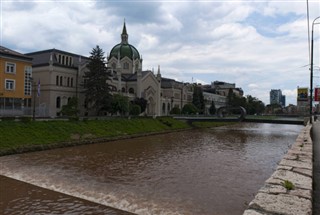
209, 100, 216, 115
245, 95, 265, 115
170, 106, 181, 115
182, 103, 198, 115
84, 45, 112, 115
192, 85, 205, 114
60, 97, 79, 118
111, 94, 129, 116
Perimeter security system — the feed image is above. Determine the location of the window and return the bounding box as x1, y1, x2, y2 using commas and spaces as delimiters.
56, 76, 59, 86
5, 62, 16, 73
5, 79, 15, 90
67, 77, 70, 87
129, 88, 134, 94
60, 76, 63, 86
112, 63, 116, 69
71, 78, 73, 87
56, 97, 61, 108
123, 62, 129, 69
24, 66, 32, 95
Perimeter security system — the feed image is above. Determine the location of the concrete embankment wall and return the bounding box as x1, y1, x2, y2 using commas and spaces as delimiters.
243, 124, 313, 215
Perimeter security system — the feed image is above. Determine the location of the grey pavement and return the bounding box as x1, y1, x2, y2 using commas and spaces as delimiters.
313, 117, 320, 215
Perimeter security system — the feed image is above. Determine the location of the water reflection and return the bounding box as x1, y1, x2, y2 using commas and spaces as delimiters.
0, 123, 302, 215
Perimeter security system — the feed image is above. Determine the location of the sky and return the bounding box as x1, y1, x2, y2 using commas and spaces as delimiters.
1, 0, 320, 105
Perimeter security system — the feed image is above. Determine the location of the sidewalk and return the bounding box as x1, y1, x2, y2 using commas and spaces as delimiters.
312, 118, 320, 214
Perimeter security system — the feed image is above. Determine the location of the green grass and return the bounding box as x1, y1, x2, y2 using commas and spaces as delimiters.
281, 180, 295, 190
0, 117, 188, 153
0, 117, 235, 155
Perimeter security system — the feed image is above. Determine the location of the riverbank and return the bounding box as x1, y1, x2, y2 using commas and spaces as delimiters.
0, 117, 231, 156
243, 123, 313, 215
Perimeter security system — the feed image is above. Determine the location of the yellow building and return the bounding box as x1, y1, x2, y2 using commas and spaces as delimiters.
0, 46, 33, 116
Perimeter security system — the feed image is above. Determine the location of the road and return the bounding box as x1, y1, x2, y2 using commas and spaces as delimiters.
313, 117, 320, 214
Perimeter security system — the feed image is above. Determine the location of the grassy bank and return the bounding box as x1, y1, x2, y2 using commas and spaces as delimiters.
0, 117, 191, 155
0, 117, 236, 156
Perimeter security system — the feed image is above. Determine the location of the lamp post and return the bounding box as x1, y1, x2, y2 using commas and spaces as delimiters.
310, 16, 320, 124
29, 77, 36, 121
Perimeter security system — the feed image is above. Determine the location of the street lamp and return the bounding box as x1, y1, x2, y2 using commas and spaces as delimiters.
29, 77, 36, 120
310, 16, 320, 124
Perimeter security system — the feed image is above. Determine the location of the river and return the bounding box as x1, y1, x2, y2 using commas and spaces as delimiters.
0, 123, 302, 215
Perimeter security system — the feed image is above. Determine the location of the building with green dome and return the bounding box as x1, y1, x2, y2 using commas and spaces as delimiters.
19, 21, 230, 118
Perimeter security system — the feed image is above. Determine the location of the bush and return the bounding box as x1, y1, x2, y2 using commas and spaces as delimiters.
20, 116, 32, 123
130, 104, 141, 116
1, 117, 16, 121
170, 107, 181, 115
181, 103, 198, 115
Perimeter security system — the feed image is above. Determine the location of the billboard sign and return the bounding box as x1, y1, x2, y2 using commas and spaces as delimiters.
315, 88, 320, 101
297, 88, 308, 101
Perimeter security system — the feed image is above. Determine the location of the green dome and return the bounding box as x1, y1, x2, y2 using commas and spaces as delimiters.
109, 43, 140, 60
109, 21, 140, 61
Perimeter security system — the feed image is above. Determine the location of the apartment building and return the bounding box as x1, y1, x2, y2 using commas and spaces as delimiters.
0, 46, 33, 116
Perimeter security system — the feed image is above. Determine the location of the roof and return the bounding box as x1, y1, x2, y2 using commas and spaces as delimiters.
0, 45, 33, 61
25, 48, 90, 68
161, 77, 184, 89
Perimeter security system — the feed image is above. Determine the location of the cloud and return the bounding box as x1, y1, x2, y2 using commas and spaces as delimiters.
1, 0, 319, 106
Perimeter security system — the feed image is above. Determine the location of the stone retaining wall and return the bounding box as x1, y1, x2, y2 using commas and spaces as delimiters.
243, 124, 313, 215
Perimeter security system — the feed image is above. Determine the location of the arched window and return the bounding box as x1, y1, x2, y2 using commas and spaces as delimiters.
123, 62, 129, 69
162, 103, 166, 114
167, 103, 171, 112
56, 76, 59, 86
66, 57, 69, 66
71, 78, 73, 87
112, 63, 116, 69
122, 87, 126, 93
67, 77, 70, 87
129, 88, 134, 94
56, 97, 61, 108
60, 76, 63, 86
62, 56, 65, 65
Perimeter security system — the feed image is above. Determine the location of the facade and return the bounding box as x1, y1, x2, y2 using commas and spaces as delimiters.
3, 22, 233, 118
25, 49, 90, 117
211, 81, 243, 97
0, 46, 33, 116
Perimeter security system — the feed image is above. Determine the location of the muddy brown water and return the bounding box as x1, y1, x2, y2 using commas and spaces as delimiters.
0, 123, 302, 215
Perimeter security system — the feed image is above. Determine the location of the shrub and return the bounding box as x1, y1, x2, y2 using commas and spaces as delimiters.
170, 107, 181, 115
20, 116, 32, 123
1, 117, 16, 121
181, 103, 198, 115
130, 104, 141, 116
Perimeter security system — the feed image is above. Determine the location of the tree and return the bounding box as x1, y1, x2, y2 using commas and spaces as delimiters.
60, 97, 79, 118
111, 94, 129, 116
192, 84, 205, 114
170, 106, 181, 115
84, 45, 112, 115
209, 100, 216, 115
182, 103, 198, 115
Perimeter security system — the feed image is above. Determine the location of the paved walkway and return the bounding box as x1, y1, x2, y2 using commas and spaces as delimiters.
313, 117, 320, 214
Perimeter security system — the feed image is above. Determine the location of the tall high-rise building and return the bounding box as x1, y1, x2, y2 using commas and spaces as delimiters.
270, 89, 285, 107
